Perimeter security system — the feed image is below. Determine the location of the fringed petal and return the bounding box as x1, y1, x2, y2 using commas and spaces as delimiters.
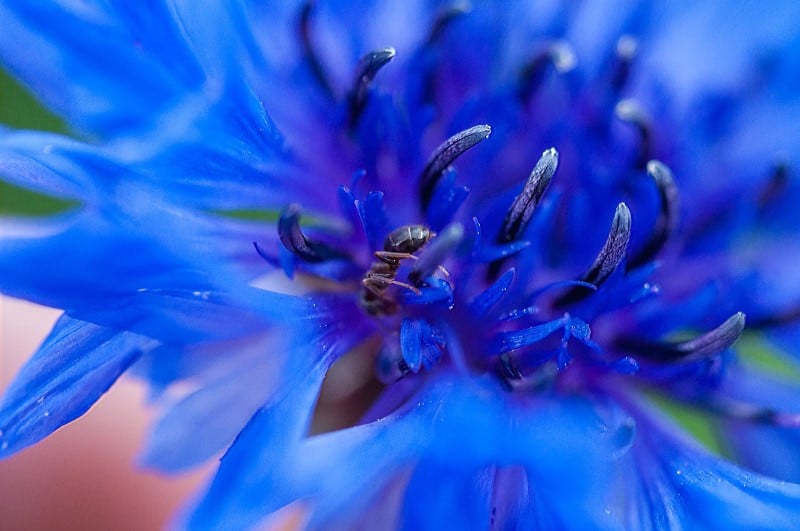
0, 314, 155, 457
0, 0, 204, 135
187, 375, 622, 530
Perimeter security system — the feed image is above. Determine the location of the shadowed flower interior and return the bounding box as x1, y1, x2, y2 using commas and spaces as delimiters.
1, 1, 800, 529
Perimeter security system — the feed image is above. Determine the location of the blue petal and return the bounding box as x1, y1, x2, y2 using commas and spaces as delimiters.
469, 268, 515, 317
400, 463, 492, 531
184, 347, 336, 530
0, 314, 155, 457
139, 334, 296, 472
182, 298, 371, 527
0, 212, 222, 333
124, 84, 299, 210
621, 401, 800, 528
360, 191, 390, 252
400, 319, 423, 372
668, 447, 800, 528
0, 130, 102, 201
187, 375, 619, 530
171, 0, 262, 78
0, 0, 204, 135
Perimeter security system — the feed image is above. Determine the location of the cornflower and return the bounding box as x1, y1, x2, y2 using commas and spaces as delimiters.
1, 1, 800, 529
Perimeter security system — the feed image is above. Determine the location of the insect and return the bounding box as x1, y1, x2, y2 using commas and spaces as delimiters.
360, 224, 434, 316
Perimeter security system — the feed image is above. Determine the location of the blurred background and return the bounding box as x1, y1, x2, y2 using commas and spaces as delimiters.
0, 68, 208, 530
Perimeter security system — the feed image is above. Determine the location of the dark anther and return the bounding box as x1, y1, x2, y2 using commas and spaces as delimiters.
627, 160, 679, 270
615, 99, 652, 170
278, 204, 349, 262
610, 35, 638, 92
487, 148, 558, 279
413, 3, 471, 107
555, 203, 632, 307
418, 124, 492, 212
618, 312, 746, 363
347, 47, 396, 130
517, 41, 576, 102
757, 161, 789, 211
409, 223, 463, 286
426, 2, 471, 45
497, 148, 559, 244
298, 1, 334, 99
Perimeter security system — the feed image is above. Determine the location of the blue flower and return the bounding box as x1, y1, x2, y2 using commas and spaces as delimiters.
2, 0, 800, 528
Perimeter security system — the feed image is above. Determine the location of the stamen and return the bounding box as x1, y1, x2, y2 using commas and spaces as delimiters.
400, 319, 444, 372
517, 41, 577, 102
347, 47, 396, 129
615, 99, 652, 169
298, 1, 334, 98
418, 124, 492, 212
413, 3, 471, 106
620, 312, 746, 363
425, 2, 471, 45
555, 203, 631, 306
611, 35, 638, 92
400, 319, 423, 373
497, 148, 558, 244
628, 160, 679, 269
492, 317, 565, 355
277, 204, 349, 262
360, 191, 391, 252
488, 148, 557, 279
469, 268, 515, 317
672, 312, 746, 360
409, 223, 464, 286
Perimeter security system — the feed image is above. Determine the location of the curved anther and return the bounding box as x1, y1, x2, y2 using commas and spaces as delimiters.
615, 99, 652, 169
487, 148, 558, 280
618, 312, 746, 363
611, 35, 638, 91
628, 160, 679, 270
517, 41, 577, 101
278, 204, 349, 263
347, 47, 396, 129
497, 148, 558, 244
426, 2, 471, 45
298, 1, 334, 98
419, 124, 492, 212
555, 202, 632, 306
757, 161, 789, 210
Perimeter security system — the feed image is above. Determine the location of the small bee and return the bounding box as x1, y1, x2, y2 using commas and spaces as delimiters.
360, 224, 433, 316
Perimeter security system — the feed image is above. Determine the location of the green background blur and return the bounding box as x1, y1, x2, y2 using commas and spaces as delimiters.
0, 68, 72, 216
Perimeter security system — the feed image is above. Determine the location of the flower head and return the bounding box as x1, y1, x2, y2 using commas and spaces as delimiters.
2, 1, 800, 529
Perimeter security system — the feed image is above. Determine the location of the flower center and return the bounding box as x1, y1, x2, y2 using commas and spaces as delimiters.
249, 3, 754, 411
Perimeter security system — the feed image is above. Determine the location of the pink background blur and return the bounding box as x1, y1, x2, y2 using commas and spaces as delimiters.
0, 296, 210, 530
